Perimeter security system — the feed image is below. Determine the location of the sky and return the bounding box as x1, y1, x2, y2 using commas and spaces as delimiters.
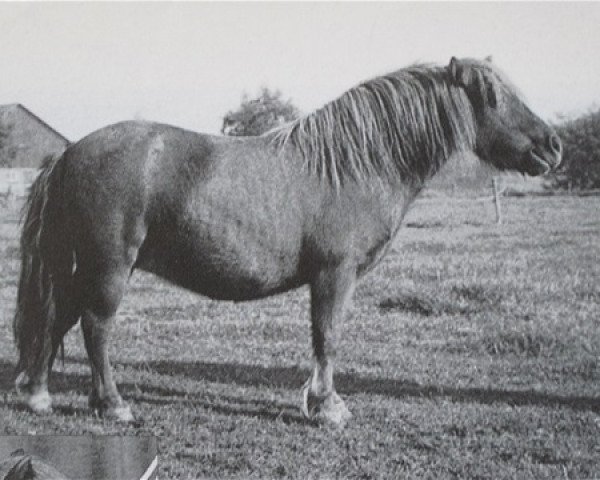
1, 2, 599, 141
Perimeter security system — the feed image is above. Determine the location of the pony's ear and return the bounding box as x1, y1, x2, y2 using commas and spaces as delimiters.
448, 57, 474, 88
448, 57, 497, 109
485, 55, 493, 63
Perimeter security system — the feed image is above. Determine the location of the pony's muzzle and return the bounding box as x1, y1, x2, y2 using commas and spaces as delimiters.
530, 133, 562, 173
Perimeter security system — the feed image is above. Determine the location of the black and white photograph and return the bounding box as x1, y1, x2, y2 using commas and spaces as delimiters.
0, 2, 599, 478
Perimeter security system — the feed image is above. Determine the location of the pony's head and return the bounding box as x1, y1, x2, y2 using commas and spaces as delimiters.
448, 57, 562, 175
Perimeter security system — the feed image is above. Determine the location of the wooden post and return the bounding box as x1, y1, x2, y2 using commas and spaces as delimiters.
493, 177, 502, 224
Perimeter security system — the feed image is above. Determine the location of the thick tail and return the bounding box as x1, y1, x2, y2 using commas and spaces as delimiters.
13, 154, 76, 392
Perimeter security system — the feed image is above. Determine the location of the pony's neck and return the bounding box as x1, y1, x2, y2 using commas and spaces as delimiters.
379, 69, 477, 185
270, 65, 477, 189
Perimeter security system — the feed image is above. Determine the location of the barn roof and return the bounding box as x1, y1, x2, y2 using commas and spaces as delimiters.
0, 103, 69, 143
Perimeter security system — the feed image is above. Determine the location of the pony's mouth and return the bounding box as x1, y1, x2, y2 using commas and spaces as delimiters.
528, 148, 554, 174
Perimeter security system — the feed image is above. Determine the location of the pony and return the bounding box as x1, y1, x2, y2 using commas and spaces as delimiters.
13, 57, 562, 426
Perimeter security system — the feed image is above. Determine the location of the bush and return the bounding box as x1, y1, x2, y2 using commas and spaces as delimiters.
221, 87, 300, 137
551, 109, 600, 190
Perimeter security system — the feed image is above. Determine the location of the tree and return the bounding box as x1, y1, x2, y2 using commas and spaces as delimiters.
551, 108, 600, 190
221, 87, 300, 137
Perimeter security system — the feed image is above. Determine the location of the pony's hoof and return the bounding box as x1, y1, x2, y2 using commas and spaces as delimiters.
103, 404, 135, 423
15, 372, 52, 414
25, 390, 53, 414
302, 388, 352, 428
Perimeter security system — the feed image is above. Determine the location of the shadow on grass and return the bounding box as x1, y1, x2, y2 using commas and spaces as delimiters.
134, 360, 600, 413
129, 383, 307, 426
0, 360, 306, 425
1, 359, 598, 419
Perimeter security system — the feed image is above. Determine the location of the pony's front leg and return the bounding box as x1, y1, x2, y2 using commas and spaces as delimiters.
302, 266, 356, 427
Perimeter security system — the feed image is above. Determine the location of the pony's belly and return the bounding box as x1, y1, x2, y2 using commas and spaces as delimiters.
145, 262, 304, 301
138, 239, 304, 301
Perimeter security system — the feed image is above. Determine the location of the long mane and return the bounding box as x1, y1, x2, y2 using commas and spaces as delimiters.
268, 64, 478, 188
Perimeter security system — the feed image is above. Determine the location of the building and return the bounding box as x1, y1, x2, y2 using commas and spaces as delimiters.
0, 103, 69, 168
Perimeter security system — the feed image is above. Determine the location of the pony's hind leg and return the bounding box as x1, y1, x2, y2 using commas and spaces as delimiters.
302, 265, 356, 427
15, 275, 78, 414
47, 277, 81, 375
15, 312, 78, 414
15, 355, 52, 414
79, 268, 134, 422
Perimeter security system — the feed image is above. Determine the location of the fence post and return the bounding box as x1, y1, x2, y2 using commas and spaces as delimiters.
493, 176, 502, 224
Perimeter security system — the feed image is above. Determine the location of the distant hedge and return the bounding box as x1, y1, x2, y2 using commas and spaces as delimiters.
551, 109, 600, 190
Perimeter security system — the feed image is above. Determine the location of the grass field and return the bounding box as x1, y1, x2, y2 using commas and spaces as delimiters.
1, 195, 599, 479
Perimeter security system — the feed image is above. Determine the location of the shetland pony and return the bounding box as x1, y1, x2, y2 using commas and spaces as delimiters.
14, 57, 561, 425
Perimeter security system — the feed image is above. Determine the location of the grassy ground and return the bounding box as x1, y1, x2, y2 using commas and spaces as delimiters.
1, 195, 599, 479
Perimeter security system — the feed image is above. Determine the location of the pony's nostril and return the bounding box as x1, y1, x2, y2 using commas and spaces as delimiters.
549, 134, 562, 156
